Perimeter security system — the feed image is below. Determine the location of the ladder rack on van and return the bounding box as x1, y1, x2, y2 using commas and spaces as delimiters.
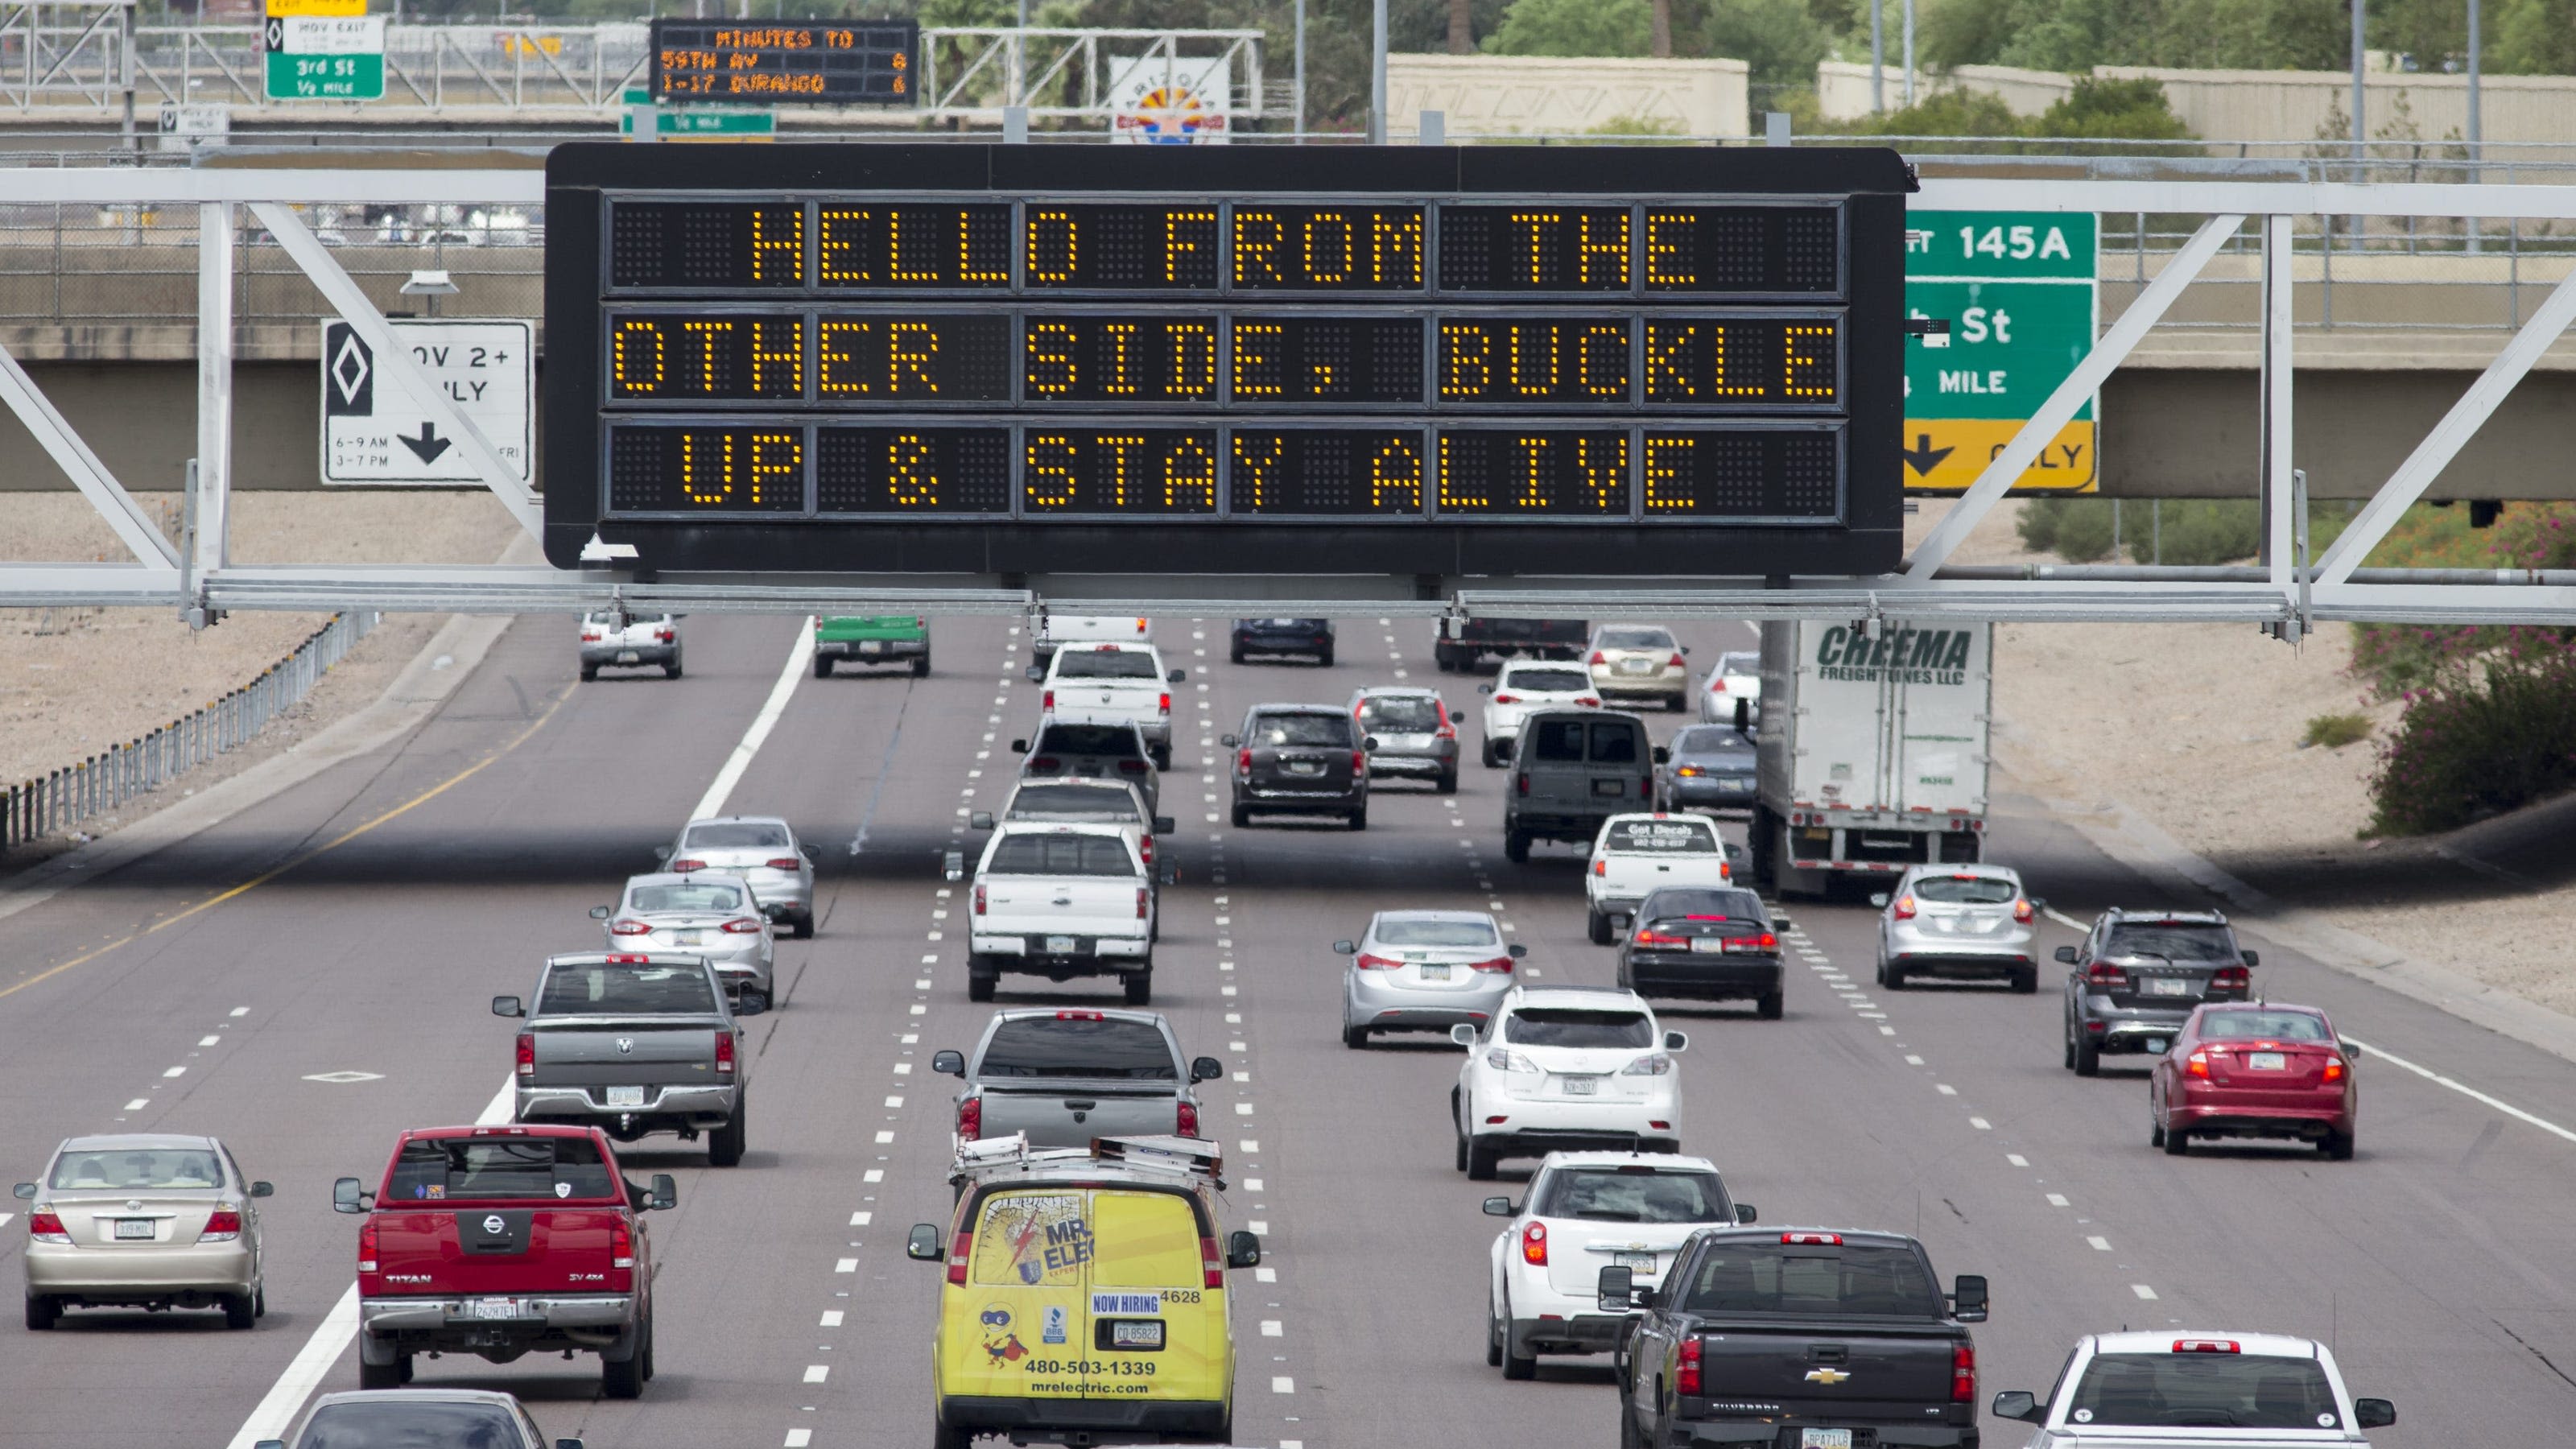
949, 1133, 1227, 1188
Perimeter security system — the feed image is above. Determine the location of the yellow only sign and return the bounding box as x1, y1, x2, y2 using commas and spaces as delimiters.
266, 0, 365, 16
1900, 418, 2097, 493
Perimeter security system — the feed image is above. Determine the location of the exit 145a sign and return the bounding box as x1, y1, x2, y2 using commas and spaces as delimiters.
1902, 211, 2099, 493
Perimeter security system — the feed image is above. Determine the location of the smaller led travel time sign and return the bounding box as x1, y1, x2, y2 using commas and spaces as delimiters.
543, 144, 1912, 578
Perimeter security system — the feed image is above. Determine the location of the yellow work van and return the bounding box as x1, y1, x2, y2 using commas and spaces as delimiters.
910, 1135, 1259, 1447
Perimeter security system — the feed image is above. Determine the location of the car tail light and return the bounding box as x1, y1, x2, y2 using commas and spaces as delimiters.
1139, 834, 1155, 865
1675, 1336, 1702, 1396
1516, 773, 1530, 797
1351, 749, 1366, 773
1158, 693, 1171, 715
958, 1097, 982, 1139
2013, 898, 2034, 923
654, 629, 674, 643
1236, 748, 1253, 775
1030, 756, 1061, 771
721, 917, 765, 935
1781, 1232, 1843, 1245
187, 1210, 236, 1243
1577, 696, 1600, 708
609, 1217, 634, 1269
1437, 701, 1455, 739
1176, 1100, 1199, 1136
1594, 860, 1608, 876
1952, 1344, 1977, 1403
1137, 888, 1150, 919
1200, 1234, 1225, 1289
1355, 952, 1402, 970
1117, 759, 1148, 776
716, 1031, 737, 1075
2186, 1049, 2210, 1079
29, 1212, 71, 1245
1892, 895, 1917, 919
1708, 678, 1727, 694
914, 617, 926, 629
357, 1218, 378, 1274
1469, 956, 1515, 974
1590, 651, 1607, 665
974, 885, 987, 915
1642, 775, 1654, 799
2174, 1339, 2240, 1353
1635, 929, 1687, 947
609, 918, 651, 935
1492, 692, 1519, 704
947, 1228, 972, 1286
2087, 961, 2129, 989
2209, 965, 2251, 993
606, 954, 649, 964
766, 857, 801, 870
580, 630, 601, 642
1521, 1221, 1548, 1265
672, 857, 708, 873
1724, 933, 1777, 952
1622, 1052, 1675, 1076
516, 1033, 535, 1077
1667, 652, 1686, 668
1042, 689, 1055, 710
2322, 1056, 2347, 1083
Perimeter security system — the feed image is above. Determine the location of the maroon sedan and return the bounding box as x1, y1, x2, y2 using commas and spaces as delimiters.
2149, 1004, 2358, 1159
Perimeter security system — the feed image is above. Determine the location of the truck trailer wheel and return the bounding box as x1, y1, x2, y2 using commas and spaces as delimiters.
708, 1099, 747, 1167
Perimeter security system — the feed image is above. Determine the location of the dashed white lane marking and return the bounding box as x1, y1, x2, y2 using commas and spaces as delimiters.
199, 1034, 221, 1046
122, 1098, 148, 1111
835, 1258, 858, 1273
1245, 1177, 1264, 1191
820, 1310, 845, 1327
1261, 1320, 1284, 1336
885, 1096, 905, 1108
2046, 1193, 2071, 1208
850, 1212, 873, 1228
1935, 1084, 1957, 1096
785, 1430, 813, 1447
802, 1364, 829, 1384
1968, 1117, 1992, 1130
1239, 1139, 1260, 1152
0, 1213, 11, 1228
2131, 1284, 2160, 1300
1234, 1102, 1256, 1116
2007, 1154, 2030, 1167
874, 1130, 895, 1143
161, 1066, 185, 1078
1904, 1055, 1924, 1066
864, 1169, 884, 1183
2087, 1236, 2112, 1252
893, 1063, 913, 1075
229, 1006, 248, 1017
1271, 1376, 1295, 1393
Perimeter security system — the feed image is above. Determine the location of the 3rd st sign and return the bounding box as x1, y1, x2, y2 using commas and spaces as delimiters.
1901, 211, 2099, 493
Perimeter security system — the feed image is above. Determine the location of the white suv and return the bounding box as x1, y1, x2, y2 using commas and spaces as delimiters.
1480, 1152, 1751, 1380
1449, 985, 1687, 1179
1475, 660, 1599, 768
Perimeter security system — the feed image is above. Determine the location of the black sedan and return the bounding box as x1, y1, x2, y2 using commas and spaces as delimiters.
1615, 886, 1784, 1018
1231, 617, 1335, 665
1655, 724, 1758, 815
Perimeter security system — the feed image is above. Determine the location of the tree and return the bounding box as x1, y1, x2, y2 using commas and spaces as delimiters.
1451, 0, 1475, 52
1652, 0, 1674, 56
1690, 0, 1831, 86
1483, 0, 1653, 55
2494, 0, 2576, 72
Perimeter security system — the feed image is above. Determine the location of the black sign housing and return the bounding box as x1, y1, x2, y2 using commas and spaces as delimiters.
648, 19, 917, 105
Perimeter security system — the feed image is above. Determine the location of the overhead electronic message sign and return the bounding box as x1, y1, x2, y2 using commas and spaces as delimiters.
648, 19, 917, 105
542, 144, 1912, 578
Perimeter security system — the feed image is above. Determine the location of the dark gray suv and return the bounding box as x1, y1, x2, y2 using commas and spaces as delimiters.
2060, 907, 2257, 1075
1224, 705, 1372, 830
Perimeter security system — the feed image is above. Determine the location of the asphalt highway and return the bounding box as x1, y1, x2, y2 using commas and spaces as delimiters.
1, 609, 2566, 1449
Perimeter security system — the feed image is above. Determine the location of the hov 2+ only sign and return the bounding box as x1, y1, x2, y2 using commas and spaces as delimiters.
321, 320, 532, 486
1903, 212, 2099, 493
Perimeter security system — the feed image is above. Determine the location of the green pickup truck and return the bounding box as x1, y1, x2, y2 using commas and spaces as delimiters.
814, 616, 931, 678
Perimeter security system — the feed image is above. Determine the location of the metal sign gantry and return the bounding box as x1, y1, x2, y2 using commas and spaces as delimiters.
6, 163, 2576, 628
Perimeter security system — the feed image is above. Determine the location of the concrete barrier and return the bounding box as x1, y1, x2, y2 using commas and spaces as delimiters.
1386, 54, 1749, 139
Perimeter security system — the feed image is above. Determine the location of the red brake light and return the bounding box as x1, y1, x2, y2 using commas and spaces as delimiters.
28, 1211, 70, 1245
1042, 689, 1055, 710
1593, 859, 1607, 876
1952, 1343, 1977, 1403
947, 1228, 972, 1286
1236, 748, 1253, 774
1056, 1010, 1106, 1020
2013, 898, 2034, 923
2322, 1056, 2347, 1083
1577, 696, 1600, 708
2186, 1049, 2209, 1079
357, 1217, 378, 1274
200, 1209, 243, 1243
720, 917, 765, 935
1158, 693, 1171, 714
1117, 759, 1148, 775
609, 919, 651, 935
766, 857, 801, 870
1722, 933, 1777, 952
1668, 652, 1686, 668
2174, 1339, 2240, 1353
1139, 834, 1155, 865
2208, 964, 2251, 993
958, 1096, 982, 1140
1676, 1335, 1702, 1396
1516, 772, 1530, 796
1030, 756, 1061, 770
605, 954, 650, 964
580, 630, 601, 642
669, 858, 705, 873
1492, 692, 1520, 704
1137, 887, 1150, 919
1521, 1221, 1548, 1265
654, 629, 674, 642
1469, 956, 1515, 974
1707, 679, 1726, 693
1351, 749, 1365, 773
1436, 700, 1455, 738
1634, 929, 1687, 947
974, 884, 987, 915
1892, 895, 1917, 920
715, 1031, 737, 1075
1590, 651, 1607, 665
1355, 952, 1402, 970
609, 1216, 635, 1269
1781, 1232, 1843, 1245
1200, 1234, 1224, 1289
1176, 1100, 1199, 1136
2087, 961, 2129, 989
516, 1033, 535, 1077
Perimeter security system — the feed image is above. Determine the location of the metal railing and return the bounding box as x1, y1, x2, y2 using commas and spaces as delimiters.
0, 609, 377, 853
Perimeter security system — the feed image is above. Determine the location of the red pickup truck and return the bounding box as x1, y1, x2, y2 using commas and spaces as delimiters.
332, 1125, 674, 1398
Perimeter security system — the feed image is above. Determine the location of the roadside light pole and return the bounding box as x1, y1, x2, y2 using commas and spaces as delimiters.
1369, 0, 1388, 144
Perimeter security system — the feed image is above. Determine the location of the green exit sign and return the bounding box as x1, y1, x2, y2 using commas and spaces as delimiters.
266, 52, 383, 101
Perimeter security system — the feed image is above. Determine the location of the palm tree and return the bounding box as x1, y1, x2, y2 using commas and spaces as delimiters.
1650, 0, 1672, 56
1448, 0, 1472, 52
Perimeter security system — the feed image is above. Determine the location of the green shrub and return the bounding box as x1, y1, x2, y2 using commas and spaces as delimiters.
2368, 649, 2576, 836
2017, 497, 2115, 562
2149, 499, 2260, 566
2301, 712, 2370, 749
1484, 0, 1652, 55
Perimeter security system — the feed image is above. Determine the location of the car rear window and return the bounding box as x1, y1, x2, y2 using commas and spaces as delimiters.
1644, 888, 1765, 923
1911, 874, 2019, 906
1007, 783, 1141, 821
1249, 617, 1326, 629
2106, 924, 2237, 962
1598, 627, 1675, 650
2068, 1352, 2340, 1430
536, 964, 719, 1016
1249, 712, 1352, 747
1715, 651, 1758, 675
1670, 727, 1752, 756
2200, 1011, 2330, 1041
683, 822, 790, 848
1502, 667, 1591, 693
987, 834, 1137, 877
295, 1401, 526, 1449
1504, 1007, 1654, 1048
1532, 718, 1640, 764
50, 1149, 222, 1191
978, 1018, 1176, 1079
1538, 1168, 1728, 1224
1036, 724, 1143, 757
1374, 917, 1501, 947
386, 1136, 616, 1203
629, 882, 745, 914
1357, 696, 1443, 731
1607, 819, 1719, 852
1678, 1241, 1942, 1318
1055, 650, 1160, 679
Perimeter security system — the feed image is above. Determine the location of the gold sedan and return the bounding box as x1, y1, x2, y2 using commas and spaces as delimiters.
15, 1133, 271, 1330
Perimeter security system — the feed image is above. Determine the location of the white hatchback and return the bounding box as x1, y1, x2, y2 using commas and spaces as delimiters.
1584, 813, 1732, 945
1696, 649, 1761, 724
1476, 661, 1599, 768
1450, 985, 1686, 1180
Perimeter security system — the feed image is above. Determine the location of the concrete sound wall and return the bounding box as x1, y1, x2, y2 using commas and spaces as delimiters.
1386, 54, 1751, 139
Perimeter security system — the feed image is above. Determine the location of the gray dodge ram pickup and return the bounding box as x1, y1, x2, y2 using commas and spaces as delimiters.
493, 952, 756, 1167
934, 1007, 1222, 1149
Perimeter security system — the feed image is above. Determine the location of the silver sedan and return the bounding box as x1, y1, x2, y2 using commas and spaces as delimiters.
1336, 910, 1527, 1047
593, 871, 777, 1007
663, 815, 815, 937
260, 1389, 584, 1449
1870, 864, 2043, 992
15, 1133, 272, 1329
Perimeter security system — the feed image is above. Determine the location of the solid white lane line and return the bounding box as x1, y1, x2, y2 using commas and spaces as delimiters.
2343, 1034, 2576, 1146
691, 617, 815, 819
221, 1290, 364, 1449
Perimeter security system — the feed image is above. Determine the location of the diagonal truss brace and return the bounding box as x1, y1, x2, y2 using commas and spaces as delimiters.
0, 343, 180, 568
246, 201, 541, 541
1905, 213, 2248, 581
2311, 262, 2576, 586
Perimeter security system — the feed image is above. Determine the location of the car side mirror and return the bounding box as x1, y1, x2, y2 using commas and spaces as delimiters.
1769, 911, 1793, 927
2028, 897, 2046, 911
1992, 1390, 2041, 1423
906, 1224, 943, 1261
931, 1050, 967, 1076
2054, 945, 2080, 964
492, 995, 524, 1018
1508, 943, 1528, 959
1009, 738, 1029, 754
1024, 664, 1045, 683
1153, 815, 1175, 834
1168, 668, 1187, 683
1868, 893, 1889, 909
255, 1441, 287, 1449
2240, 949, 2260, 966
1357, 735, 1378, 751
1158, 863, 1179, 886
12, 1183, 35, 1199
1333, 939, 1357, 956
250, 1181, 275, 1198
1734, 1203, 1757, 1224
332, 1177, 369, 1214
1477, 683, 1495, 695
654, 845, 674, 862
970, 811, 995, 831
1220, 733, 1240, 748
1951, 1274, 1989, 1323
1481, 1196, 1514, 1217
1450, 1023, 1479, 1047
1664, 1030, 1688, 1052
588, 905, 611, 920
1227, 1230, 1261, 1268
1190, 1055, 1224, 1083
1652, 745, 1670, 764
2355, 1397, 2395, 1429
943, 849, 966, 883
2342, 1040, 2363, 1059
1596, 1265, 1636, 1311
648, 1174, 678, 1212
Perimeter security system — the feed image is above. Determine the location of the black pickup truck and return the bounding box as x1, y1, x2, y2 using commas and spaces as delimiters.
1608, 1227, 1988, 1449
1433, 617, 1589, 672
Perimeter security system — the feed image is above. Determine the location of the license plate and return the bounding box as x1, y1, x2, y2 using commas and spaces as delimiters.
2248, 1051, 2287, 1071
1046, 935, 1080, 954
1592, 778, 1625, 796
606, 1086, 646, 1108
2146, 976, 2192, 996
1285, 761, 1322, 775
1419, 963, 1452, 981
1802, 1432, 1854, 1449
470, 1297, 520, 1320
615, 650, 639, 664
1615, 1251, 1655, 1272
114, 1219, 155, 1240
1690, 937, 1724, 954
859, 641, 882, 654
1560, 1075, 1600, 1096
1108, 1319, 1165, 1349
675, 930, 702, 946
1620, 659, 1652, 673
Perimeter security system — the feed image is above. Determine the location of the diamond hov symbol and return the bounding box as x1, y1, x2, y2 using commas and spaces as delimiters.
300, 1071, 384, 1084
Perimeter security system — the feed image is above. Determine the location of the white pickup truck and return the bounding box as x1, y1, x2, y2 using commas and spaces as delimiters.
1583, 812, 1736, 944
1028, 643, 1185, 769
956, 824, 1166, 1006
1990, 1331, 2395, 1448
